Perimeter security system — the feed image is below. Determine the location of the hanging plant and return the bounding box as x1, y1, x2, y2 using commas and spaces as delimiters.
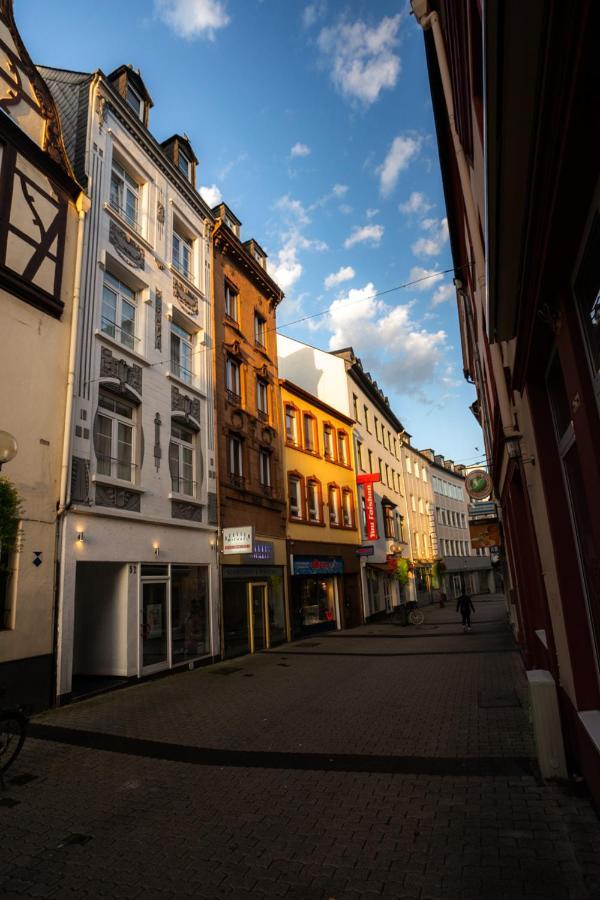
0, 477, 22, 560
393, 557, 410, 586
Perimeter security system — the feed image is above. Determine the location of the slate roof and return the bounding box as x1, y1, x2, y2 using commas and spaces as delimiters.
37, 66, 92, 188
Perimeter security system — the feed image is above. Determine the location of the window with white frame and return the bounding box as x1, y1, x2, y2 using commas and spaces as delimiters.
405, 455, 412, 474
110, 160, 140, 232
288, 474, 302, 519
337, 430, 348, 465
95, 391, 135, 482
225, 356, 241, 401
229, 434, 243, 478
285, 405, 298, 444
328, 484, 340, 525
356, 439, 364, 470
169, 422, 195, 495
307, 479, 321, 522
352, 394, 359, 421
303, 413, 317, 452
101, 272, 137, 350
172, 228, 193, 280
342, 488, 354, 527
224, 282, 238, 321
254, 313, 266, 348
170, 322, 193, 384
256, 377, 268, 417
383, 504, 395, 538
323, 424, 334, 459
125, 82, 143, 118
259, 448, 271, 488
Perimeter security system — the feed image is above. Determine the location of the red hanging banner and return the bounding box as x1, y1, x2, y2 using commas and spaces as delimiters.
357, 473, 380, 541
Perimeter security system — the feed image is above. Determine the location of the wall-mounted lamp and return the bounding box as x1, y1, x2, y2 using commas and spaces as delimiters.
0, 430, 18, 472
77, 531, 86, 543
153, 542, 160, 559
505, 431, 535, 465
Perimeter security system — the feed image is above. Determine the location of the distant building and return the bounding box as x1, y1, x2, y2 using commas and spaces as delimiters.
401, 440, 437, 602
0, 1, 83, 710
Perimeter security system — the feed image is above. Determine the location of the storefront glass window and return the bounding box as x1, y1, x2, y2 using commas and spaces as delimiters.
299, 577, 336, 626
171, 565, 210, 662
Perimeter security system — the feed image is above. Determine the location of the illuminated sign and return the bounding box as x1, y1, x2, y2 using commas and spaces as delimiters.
222, 526, 254, 555
293, 556, 344, 576
241, 541, 274, 563
465, 469, 493, 500
469, 521, 501, 548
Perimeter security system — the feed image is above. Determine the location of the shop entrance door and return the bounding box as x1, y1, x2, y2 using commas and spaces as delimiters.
141, 581, 169, 673
248, 582, 269, 652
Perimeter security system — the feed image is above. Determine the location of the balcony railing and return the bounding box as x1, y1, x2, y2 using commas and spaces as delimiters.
260, 482, 273, 497
101, 317, 139, 351
96, 456, 137, 483
226, 388, 241, 406
108, 199, 142, 235
257, 409, 268, 423
170, 476, 198, 496
172, 257, 193, 281
229, 472, 245, 489
170, 361, 193, 385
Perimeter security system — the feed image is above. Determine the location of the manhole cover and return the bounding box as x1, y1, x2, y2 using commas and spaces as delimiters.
10, 772, 38, 786
210, 667, 242, 676
478, 690, 521, 708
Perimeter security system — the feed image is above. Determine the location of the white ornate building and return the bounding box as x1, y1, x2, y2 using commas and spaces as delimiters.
41, 63, 219, 701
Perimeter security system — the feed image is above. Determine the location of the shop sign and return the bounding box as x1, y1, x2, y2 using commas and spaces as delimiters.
357, 473, 380, 541
293, 555, 343, 576
465, 468, 493, 500
222, 525, 254, 555
469, 521, 502, 548
241, 541, 274, 564
356, 545, 375, 557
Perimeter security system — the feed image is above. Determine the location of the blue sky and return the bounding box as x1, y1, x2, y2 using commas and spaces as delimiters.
19, 0, 483, 466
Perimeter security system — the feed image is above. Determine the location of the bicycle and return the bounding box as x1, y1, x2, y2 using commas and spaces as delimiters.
0, 689, 28, 781
406, 601, 425, 626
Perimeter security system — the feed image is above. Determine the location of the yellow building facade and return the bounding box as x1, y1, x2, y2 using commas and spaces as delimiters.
280, 380, 363, 637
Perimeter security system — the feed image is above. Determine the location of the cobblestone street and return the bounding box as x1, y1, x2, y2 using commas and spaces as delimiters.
1, 596, 599, 899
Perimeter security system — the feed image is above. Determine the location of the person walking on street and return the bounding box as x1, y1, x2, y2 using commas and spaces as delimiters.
456, 590, 475, 631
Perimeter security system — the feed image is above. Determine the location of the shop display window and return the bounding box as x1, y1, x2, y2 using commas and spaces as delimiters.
299, 577, 336, 626
170, 565, 210, 662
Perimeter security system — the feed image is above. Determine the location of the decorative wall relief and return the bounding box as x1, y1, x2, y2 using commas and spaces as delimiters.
100, 347, 142, 396
172, 500, 202, 523
109, 221, 144, 269
95, 484, 141, 512
154, 412, 161, 471
171, 385, 201, 424
156, 188, 165, 243
173, 274, 198, 316
155, 289, 162, 350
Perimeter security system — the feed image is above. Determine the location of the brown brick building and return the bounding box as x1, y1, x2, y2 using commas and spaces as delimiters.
211, 203, 288, 657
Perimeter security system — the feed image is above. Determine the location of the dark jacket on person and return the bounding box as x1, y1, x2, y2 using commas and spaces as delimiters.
456, 593, 475, 614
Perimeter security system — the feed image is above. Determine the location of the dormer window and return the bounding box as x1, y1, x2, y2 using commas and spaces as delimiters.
125, 83, 143, 119
178, 148, 191, 179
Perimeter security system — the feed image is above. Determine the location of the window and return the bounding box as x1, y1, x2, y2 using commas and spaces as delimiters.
125, 83, 143, 118
259, 448, 271, 488
437, 507, 443, 524
101, 272, 136, 350
352, 394, 359, 421
256, 378, 268, 418
337, 431, 348, 465
170, 322, 192, 384
328, 484, 341, 526
411, 494, 416, 512
95, 391, 135, 482
225, 356, 241, 402
306, 479, 321, 523
415, 463, 420, 479
323, 424, 334, 459
385, 464, 390, 487
303, 414, 317, 453
178, 148, 191, 179
374, 417, 380, 442
288, 474, 303, 519
405, 455, 412, 475
356, 439, 364, 471
229, 434, 243, 479
415, 532, 421, 555
368, 449, 373, 473
364, 406, 370, 432
169, 422, 194, 495
378, 458, 383, 477
285, 405, 298, 444
422, 467, 428, 483
110, 161, 140, 231
254, 313, 266, 348
383, 504, 395, 538
172, 229, 192, 280
224, 282, 238, 322
398, 514, 405, 543
342, 488, 354, 527
418, 497, 424, 514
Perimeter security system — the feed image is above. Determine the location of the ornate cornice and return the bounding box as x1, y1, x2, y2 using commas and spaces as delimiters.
213, 221, 283, 305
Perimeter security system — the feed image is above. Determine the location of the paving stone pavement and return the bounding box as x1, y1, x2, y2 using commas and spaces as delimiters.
1, 596, 599, 899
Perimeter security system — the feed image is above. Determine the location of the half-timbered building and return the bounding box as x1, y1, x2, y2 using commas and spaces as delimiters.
0, 0, 83, 709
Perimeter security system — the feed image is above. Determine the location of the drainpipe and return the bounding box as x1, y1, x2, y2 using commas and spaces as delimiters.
412, 0, 514, 436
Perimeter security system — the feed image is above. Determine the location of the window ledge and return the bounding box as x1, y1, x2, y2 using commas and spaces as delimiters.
94, 329, 149, 366
166, 371, 206, 397
168, 492, 203, 506
169, 264, 203, 298
92, 474, 145, 494
104, 203, 153, 253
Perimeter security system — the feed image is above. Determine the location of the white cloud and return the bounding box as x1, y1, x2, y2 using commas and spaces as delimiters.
199, 183, 222, 207
431, 283, 455, 306
155, 0, 230, 40
409, 266, 444, 291
290, 142, 311, 158
399, 191, 432, 215
366, 208, 379, 219
324, 266, 355, 289
411, 217, 449, 257
268, 243, 303, 292
303, 1, 326, 29
275, 194, 310, 227
217, 152, 247, 181
317, 15, 402, 106
269, 194, 328, 293
378, 135, 421, 197
332, 183, 348, 198
339, 204, 352, 215
344, 223, 384, 249
326, 282, 448, 392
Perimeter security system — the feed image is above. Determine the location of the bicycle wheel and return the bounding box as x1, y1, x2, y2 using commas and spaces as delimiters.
0, 710, 27, 775
408, 609, 424, 626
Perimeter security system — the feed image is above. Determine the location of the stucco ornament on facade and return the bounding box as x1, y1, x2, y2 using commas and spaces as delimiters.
108, 220, 145, 269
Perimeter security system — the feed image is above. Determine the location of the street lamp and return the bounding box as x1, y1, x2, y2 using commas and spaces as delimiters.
0, 431, 18, 472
